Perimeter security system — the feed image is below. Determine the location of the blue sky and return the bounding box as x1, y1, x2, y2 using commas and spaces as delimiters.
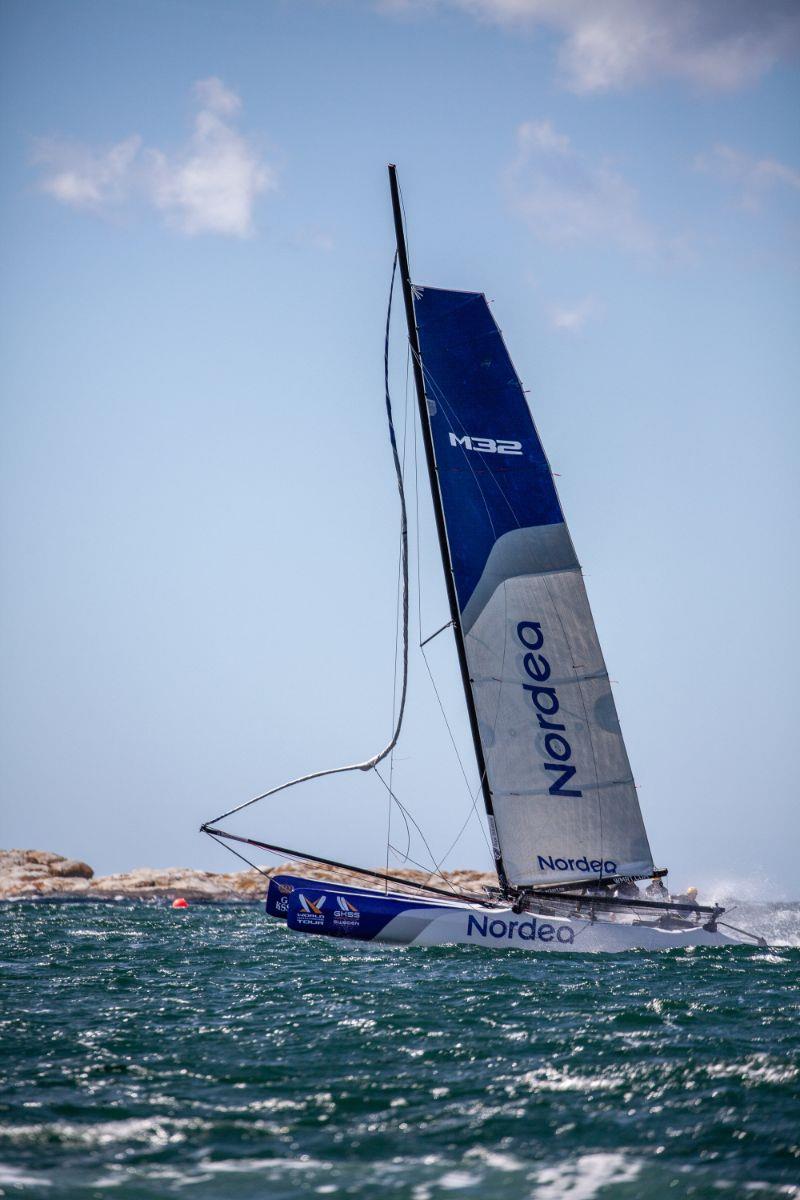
1, 0, 798, 896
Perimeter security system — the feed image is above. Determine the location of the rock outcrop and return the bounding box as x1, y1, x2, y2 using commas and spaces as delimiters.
0, 848, 495, 902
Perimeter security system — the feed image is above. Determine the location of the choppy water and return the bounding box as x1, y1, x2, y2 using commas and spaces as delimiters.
1, 903, 798, 1199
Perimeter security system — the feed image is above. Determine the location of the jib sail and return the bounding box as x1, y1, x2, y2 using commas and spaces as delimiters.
413, 286, 654, 889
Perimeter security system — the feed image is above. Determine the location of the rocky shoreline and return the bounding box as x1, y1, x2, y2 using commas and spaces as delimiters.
0, 848, 495, 903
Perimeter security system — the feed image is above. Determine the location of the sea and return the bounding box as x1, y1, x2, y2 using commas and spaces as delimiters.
1, 902, 798, 1199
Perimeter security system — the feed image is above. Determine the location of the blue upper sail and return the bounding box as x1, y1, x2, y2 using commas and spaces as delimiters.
411, 284, 653, 890
413, 287, 563, 614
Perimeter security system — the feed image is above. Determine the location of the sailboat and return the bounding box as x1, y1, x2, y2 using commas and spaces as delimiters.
202, 166, 765, 952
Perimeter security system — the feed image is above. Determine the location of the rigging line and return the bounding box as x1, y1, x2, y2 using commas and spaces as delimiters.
416, 365, 502, 541
437, 581, 515, 872
408, 366, 485, 867
374, 770, 458, 892
386, 312, 415, 887
390, 727, 489, 882
418, 644, 473, 793
418, 645, 494, 858
204, 825, 497, 907
202, 253, 410, 830
387, 325, 415, 884
420, 619, 454, 648
418, 647, 473, 795
433, 580, 522, 875
717, 919, 768, 947
404, 308, 491, 867
414, 341, 525, 527
373, 764, 457, 890
386, 534, 402, 886
433, 775, 489, 869
432, 384, 523, 535
385, 842, 466, 891
411, 348, 523, 534
383, 772, 413, 867
407, 340, 422, 636
387, 510, 403, 869
205, 830, 274, 881
407, 357, 489, 860
412, 358, 424, 642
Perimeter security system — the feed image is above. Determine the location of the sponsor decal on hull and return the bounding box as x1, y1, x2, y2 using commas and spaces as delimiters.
266, 878, 296, 918
295, 893, 327, 927
467, 913, 576, 945
332, 895, 360, 929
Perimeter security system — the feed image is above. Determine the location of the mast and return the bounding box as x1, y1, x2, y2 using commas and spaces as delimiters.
387, 164, 510, 895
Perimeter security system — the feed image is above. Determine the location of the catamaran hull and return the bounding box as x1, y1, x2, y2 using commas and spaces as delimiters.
269, 877, 741, 952
377, 905, 739, 951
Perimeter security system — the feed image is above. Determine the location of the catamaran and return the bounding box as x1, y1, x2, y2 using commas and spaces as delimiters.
202, 167, 765, 952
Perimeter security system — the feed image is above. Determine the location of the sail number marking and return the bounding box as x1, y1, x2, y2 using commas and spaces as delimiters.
449, 432, 522, 455
517, 620, 582, 798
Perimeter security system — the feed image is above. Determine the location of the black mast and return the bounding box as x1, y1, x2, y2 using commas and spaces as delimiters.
387, 164, 510, 896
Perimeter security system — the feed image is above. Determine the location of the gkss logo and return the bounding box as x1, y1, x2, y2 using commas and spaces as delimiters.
448, 432, 522, 455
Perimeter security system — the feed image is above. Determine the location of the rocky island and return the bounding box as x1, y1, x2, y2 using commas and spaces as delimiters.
0, 848, 495, 903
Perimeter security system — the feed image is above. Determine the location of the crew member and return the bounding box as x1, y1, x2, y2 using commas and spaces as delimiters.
575, 878, 614, 916
584, 879, 613, 897
671, 885, 700, 923
614, 878, 641, 900
645, 876, 669, 901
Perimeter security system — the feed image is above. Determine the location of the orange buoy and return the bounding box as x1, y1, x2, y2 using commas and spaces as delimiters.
172, 897, 189, 909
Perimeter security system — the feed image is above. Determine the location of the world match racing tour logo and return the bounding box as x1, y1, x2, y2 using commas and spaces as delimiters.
295, 893, 361, 929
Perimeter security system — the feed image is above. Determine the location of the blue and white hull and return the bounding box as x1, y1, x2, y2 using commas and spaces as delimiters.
266, 876, 741, 952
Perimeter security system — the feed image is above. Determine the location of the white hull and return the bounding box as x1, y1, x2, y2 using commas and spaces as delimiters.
369, 903, 740, 952
273, 875, 746, 952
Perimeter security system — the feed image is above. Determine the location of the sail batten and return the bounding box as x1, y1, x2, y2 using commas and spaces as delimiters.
413, 284, 654, 889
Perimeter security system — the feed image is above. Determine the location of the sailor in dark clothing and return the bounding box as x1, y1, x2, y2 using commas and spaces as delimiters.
645, 877, 669, 901
614, 879, 641, 900
584, 880, 614, 897
575, 879, 614, 915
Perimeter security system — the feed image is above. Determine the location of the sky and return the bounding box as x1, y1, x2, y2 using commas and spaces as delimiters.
1, 0, 798, 897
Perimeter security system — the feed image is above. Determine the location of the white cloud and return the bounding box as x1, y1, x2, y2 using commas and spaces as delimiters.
695, 144, 800, 212
145, 87, 273, 237
36, 135, 142, 211
549, 296, 599, 332
192, 77, 242, 117
35, 78, 275, 237
507, 119, 656, 254
381, 1, 800, 92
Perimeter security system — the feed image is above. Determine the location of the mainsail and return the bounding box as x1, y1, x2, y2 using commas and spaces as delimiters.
412, 285, 654, 889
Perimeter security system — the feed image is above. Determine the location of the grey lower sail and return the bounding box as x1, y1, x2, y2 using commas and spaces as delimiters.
413, 285, 654, 889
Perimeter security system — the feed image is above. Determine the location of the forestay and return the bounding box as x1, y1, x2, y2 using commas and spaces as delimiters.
413, 286, 654, 889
